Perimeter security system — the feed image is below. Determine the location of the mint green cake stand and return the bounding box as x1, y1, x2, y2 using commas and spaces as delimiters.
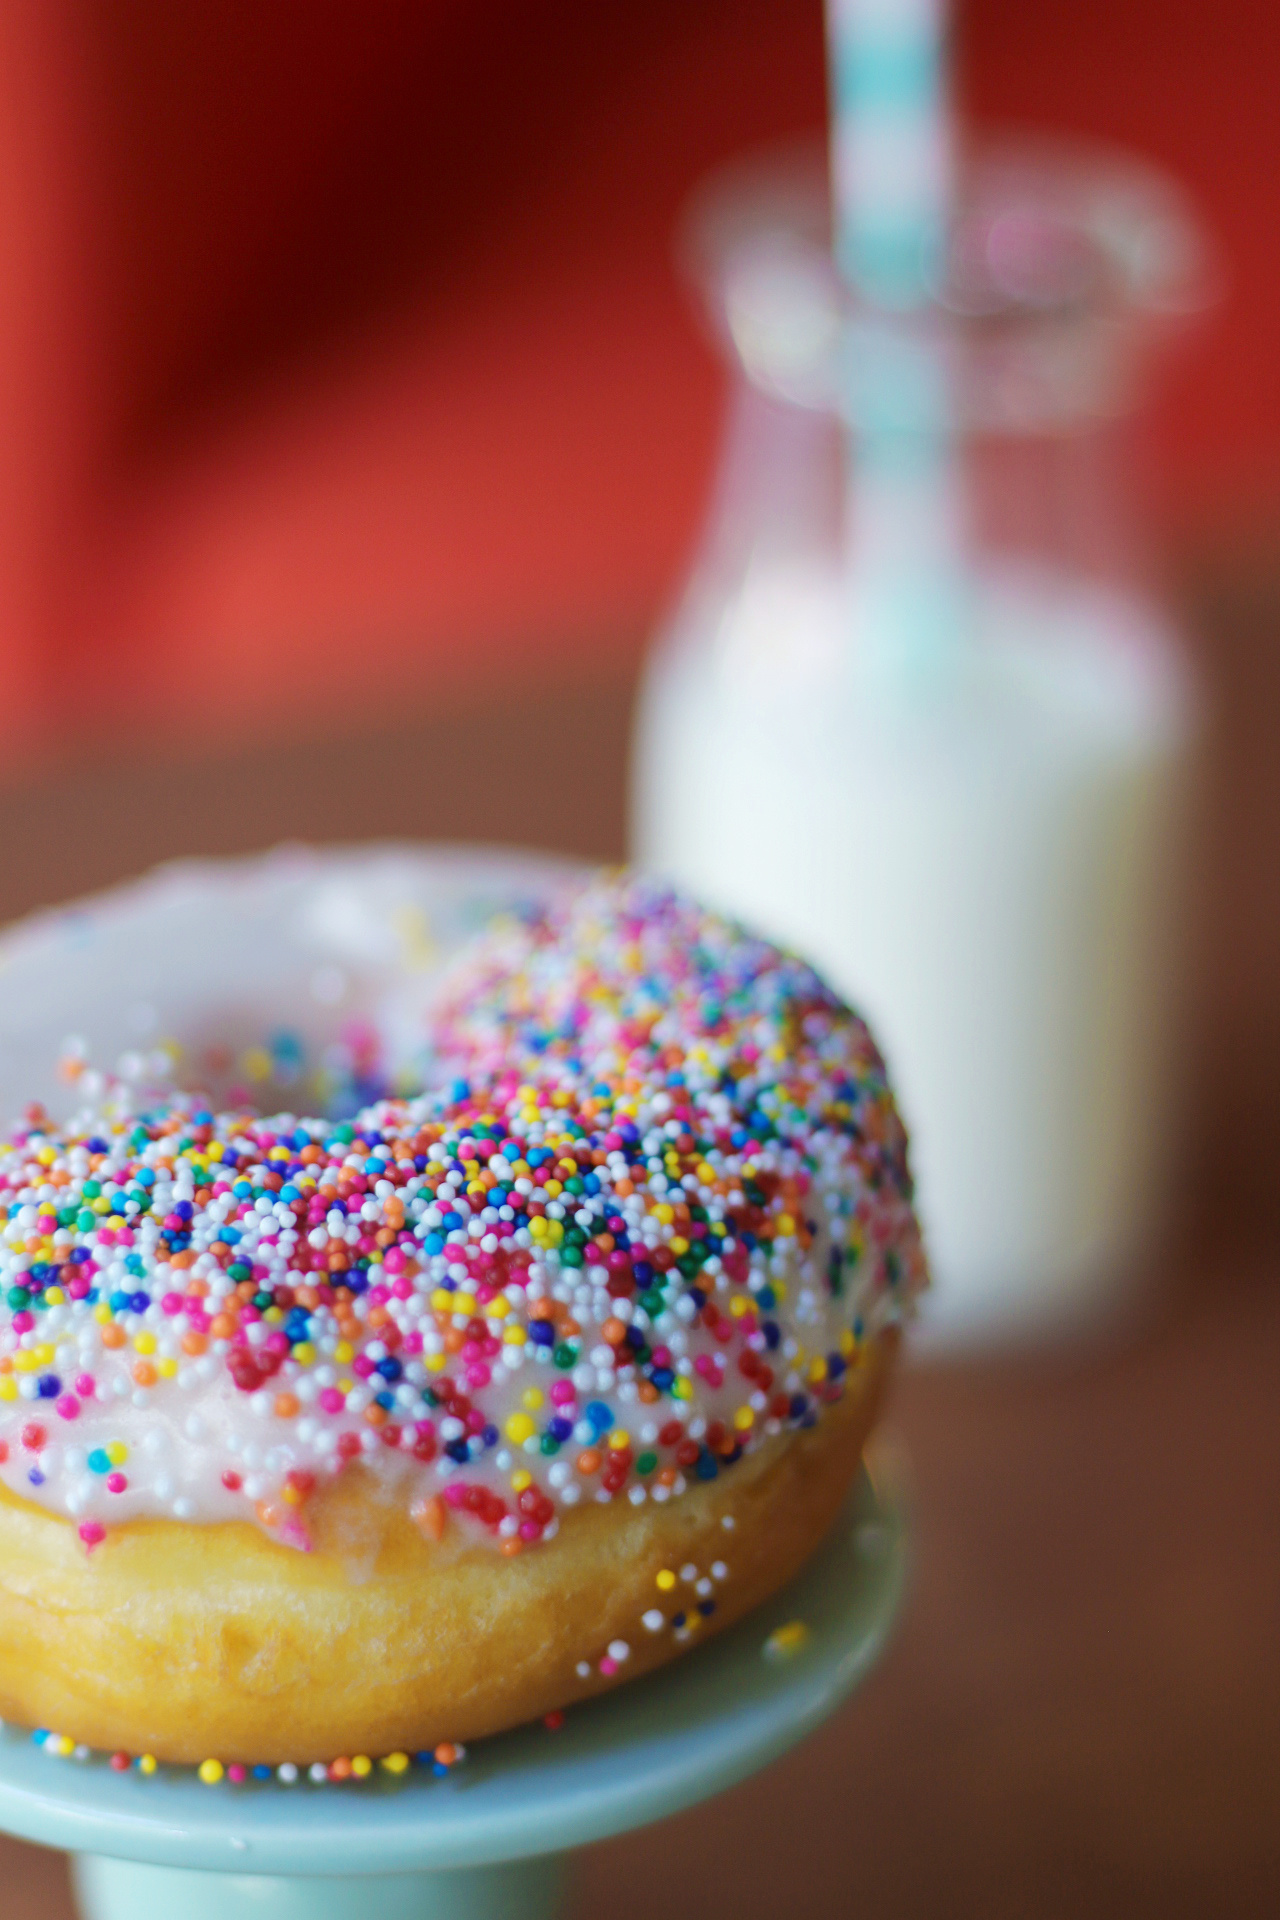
0, 1468, 904, 1920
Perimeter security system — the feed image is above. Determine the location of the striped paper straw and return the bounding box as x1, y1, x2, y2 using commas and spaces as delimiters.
826, 0, 968, 672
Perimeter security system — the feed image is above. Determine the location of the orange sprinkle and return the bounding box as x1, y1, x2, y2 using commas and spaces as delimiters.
132, 1361, 157, 1387
181, 1332, 208, 1357
209, 1313, 238, 1339
411, 1495, 446, 1541
434, 1743, 458, 1765
499, 1538, 523, 1557
602, 1318, 626, 1346
256, 1500, 283, 1528
577, 1449, 602, 1475
364, 1403, 387, 1427
273, 1393, 300, 1419
101, 1324, 127, 1349
329, 1756, 353, 1781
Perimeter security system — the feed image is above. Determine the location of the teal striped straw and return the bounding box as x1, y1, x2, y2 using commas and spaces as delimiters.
826, 0, 969, 674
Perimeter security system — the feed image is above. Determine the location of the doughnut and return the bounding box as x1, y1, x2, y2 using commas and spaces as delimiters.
0, 871, 926, 1769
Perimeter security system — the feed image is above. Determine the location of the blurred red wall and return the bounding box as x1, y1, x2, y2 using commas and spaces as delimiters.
0, 0, 1275, 752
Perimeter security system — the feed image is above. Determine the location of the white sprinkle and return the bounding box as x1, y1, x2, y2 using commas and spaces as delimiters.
576, 1662, 591, 1679
277, 1762, 298, 1783
642, 1609, 665, 1632
607, 1640, 631, 1663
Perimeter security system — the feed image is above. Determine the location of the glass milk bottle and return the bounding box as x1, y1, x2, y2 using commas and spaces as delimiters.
632, 138, 1218, 1346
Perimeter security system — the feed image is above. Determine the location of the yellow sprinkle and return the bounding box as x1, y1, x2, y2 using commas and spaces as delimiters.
521, 1387, 544, 1411
426, 1353, 447, 1372
453, 1293, 477, 1318
839, 1328, 856, 1356
485, 1297, 509, 1320
763, 1620, 810, 1662
334, 1341, 354, 1364
729, 1296, 750, 1318
653, 1204, 674, 1225
380, 1751, 410, 1774
241, 1047, 272, 1083
198, 1758, 224, 1785
106, 1442, 127, 1466
14, 1352, 38, 1373
263, 1306, 284, 1325
35, 1148, 55, 1167
511, 1470, 533, 1492
337, 1379, 353, 1396
139, 1754, 157, 1774
502, 1326, 527, 1346
669, 1236, 689, 1256
292, 1342, 316, 1366
808, 1357, 828, 1384
351, 1754, 373, 1778
44, 1286, 65, 1306
133, 1332, 156, 1355
673, 1377, 692, 1401
158, 1358, 178, 1379
544, 1179, 563, 1198
0, 1379, 16, 1401
778, 1213, 796, 1235
656, 1569, 676, 1591
505, 1412, 535, 1444
608, 1430, 630, 1450
734, 1406, 755, 1431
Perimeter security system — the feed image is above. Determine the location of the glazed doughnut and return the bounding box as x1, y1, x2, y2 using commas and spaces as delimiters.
0, 871, 925, 1768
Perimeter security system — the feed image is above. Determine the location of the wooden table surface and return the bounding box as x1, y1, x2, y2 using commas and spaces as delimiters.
0, 568, 1276, 1917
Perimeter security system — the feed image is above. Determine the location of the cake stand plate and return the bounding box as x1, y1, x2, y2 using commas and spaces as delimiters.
0, 1464, 906, 1920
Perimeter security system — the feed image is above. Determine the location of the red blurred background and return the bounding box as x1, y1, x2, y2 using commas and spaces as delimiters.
1, 0, 1275, 752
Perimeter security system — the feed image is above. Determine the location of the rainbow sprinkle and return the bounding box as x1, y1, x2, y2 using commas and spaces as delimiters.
0, 873, 925, 1553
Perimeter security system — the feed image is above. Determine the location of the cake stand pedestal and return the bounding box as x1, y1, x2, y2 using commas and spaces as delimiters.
0, 1466, 906, 1920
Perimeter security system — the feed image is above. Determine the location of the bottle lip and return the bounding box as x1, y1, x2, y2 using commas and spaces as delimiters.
679, 132, 1224, 433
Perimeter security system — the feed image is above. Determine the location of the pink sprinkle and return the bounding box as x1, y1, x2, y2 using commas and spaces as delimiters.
318, 1388, 345, 1414
54, 1395, 79, 1421
367, 1285, 390, 1306
390, 1277, 413, 1300
443, 1482, 469, 1510
549, 1380, 575, 1406
67, 1277, 91, 1300
599, 1657, 619, 1677
74, 1373, 96, 1399
106, 1472, 127, 1494
351, 1355, 375, 1380
401, 1331, 423, 1356
227, 1764, 247, 1783
78, 1522, 105, 1551
12, 1311, 33, 1333
383, 1249, 406, 1275
518, 1519, 542, 1542
161, 1292, 184, 1315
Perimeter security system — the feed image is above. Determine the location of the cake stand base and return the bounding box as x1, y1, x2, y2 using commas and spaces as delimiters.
74, 1852, 568, 1920
0, 1463, 905, 1920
